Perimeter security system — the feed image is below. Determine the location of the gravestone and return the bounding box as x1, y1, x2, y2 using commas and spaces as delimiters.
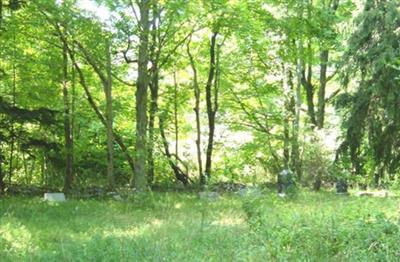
278, 169, 295, 194
237, 187, 262, 197
44, 193, 66, 202
278, 192, 286, 198
335, 180, 348, 194
107, 192, 123, 201
199, 191, 219, 201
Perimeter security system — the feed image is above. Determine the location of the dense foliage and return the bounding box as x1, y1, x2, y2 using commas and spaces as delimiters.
0, 0, 399, 193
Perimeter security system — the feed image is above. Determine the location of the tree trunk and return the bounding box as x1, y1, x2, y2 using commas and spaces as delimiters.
67, 38, 117, 189
292, 40, 303, 180
74, 59, 135, 177
316, 0, 339, 128
159, 115, 190, 185
173, 71, 179, 161
187, 39, 204, 186
71, 46, 76, 185
204, 32, 219, 184
282, 64, 291, 169
104, 38, 114, 189
133, 0, 150, 191
147, 3, 158, 186
147, 66, 158, 185
8, 21, 17, 184
301, 42, 317, 127
62, 40, 73, 193
41, 153, 45, 186
28, 157, 36, 185
291, 1, 305, 179
317, 49, 329, 129
61, 38, 136, 177
302, 72, 316, 126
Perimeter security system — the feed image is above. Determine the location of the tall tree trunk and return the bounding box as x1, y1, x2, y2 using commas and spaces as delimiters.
70, 46, 76, 184
289, 1, 305, 180
282, 64, 291, 169
291, 39, 304, 180
8, 20, 16, 184
62, 40, 73, 193
133, 0, 150, 191
173, 70, 179, 161
147, 66, 158, 185
301, 41, 317, 127
104, 38, 114, 189
54, 18, 136, 184
68, 50, 135, 176
147, 3, 157, 186
317, 50, 328, 128
316, 0, 339, 128
286, 66, 300, 176
300, 2, 336, 130
204, 32, 219, 184
187, 40, 204, 184
66, 38, 121, 187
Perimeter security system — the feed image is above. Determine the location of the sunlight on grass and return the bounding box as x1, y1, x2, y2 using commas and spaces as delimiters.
0, 219, 37, 255
102, 226, 143, 238
1, 192, 400, 261
174, 203, 182, 209
211, 216, 245, 226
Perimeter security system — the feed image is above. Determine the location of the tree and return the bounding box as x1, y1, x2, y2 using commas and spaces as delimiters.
336, 0, 400, 185
133, 0, 150, 191
104, 37, 114, 189
187, 36, 204, 184
61, 35, 74, 192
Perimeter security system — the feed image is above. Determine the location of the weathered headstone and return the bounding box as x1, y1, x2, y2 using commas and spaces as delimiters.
199, 191, 219, 201
44, 193, 66, 202
336, 180, 348, 194
237, 187, 262, 197
106, 192, 123, 201
278, 169, 295, 194
113, 195, 123, 201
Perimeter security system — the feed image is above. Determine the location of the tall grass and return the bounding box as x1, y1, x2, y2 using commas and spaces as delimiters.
0, 191, 399, 261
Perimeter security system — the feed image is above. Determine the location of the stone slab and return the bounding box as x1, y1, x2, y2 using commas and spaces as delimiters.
44, 193, 66, 202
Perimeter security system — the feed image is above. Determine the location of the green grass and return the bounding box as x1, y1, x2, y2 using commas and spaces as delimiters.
1, 191, 400, 261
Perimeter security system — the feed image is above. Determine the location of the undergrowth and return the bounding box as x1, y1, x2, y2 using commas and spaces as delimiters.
1, 191, 399, 261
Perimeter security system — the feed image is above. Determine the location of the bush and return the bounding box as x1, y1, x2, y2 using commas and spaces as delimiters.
301, 133, 334, 190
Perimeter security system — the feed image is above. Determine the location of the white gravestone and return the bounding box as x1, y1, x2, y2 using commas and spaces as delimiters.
44, 193, 66, 202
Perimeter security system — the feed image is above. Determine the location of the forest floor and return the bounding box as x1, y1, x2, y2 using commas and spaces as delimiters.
1, 190, 400, 261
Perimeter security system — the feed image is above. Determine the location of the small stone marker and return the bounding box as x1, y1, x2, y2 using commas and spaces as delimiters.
278, 193, 286, 198
199, 191, 219, 201
238, 187, 262, 197
113, 195, 123, 201
44, 193, 66, 202
355, 190, 391, 198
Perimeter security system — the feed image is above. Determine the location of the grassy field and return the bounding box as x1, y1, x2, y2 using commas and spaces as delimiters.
1, 190, 400, 261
